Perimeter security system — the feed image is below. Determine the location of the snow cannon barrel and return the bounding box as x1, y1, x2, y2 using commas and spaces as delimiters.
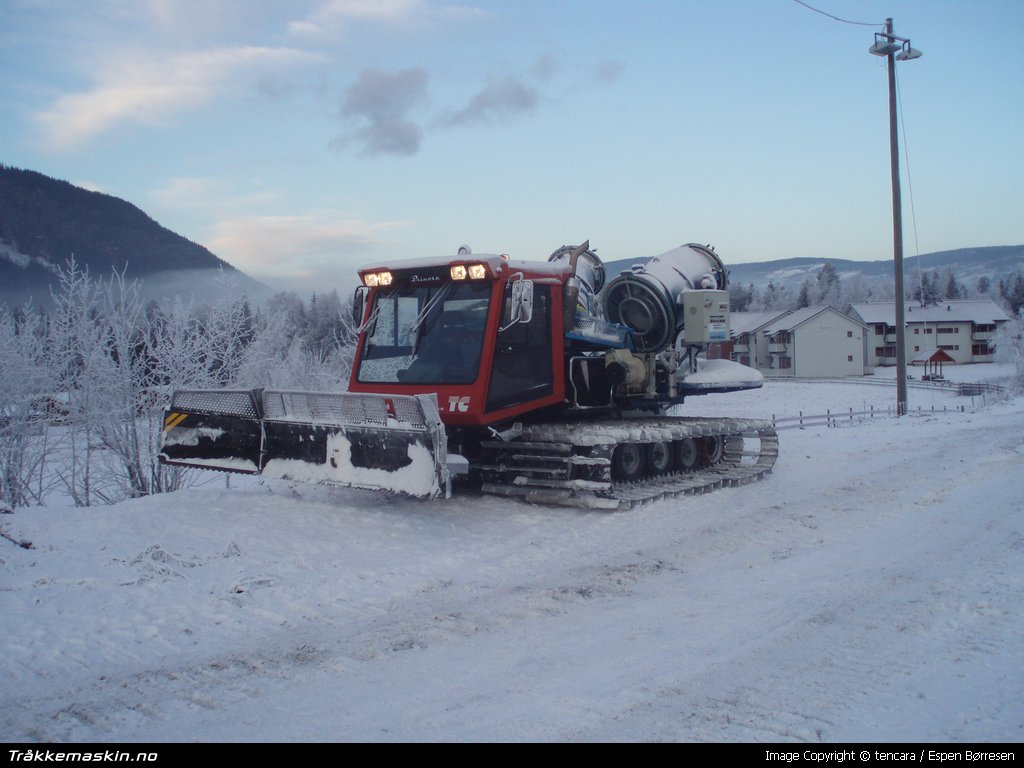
600, 243, 727, 353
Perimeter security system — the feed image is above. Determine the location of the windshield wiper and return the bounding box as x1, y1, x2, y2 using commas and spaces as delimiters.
409, 283, 454, 355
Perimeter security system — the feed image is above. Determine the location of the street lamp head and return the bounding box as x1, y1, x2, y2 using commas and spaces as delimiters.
896, 46, 923, 61
869, 38, 901, 57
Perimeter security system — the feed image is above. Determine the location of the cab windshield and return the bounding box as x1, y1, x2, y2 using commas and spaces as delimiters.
357, 281, 491, 384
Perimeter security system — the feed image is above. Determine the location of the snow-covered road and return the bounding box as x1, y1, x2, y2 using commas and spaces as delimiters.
2, 379, 1022, 742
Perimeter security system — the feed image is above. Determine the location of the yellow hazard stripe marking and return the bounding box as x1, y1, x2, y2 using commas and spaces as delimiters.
164, 412, 187, 431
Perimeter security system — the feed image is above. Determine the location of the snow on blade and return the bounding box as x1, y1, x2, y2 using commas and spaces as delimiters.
261, 432, 440, 498
161, 426, 225, 447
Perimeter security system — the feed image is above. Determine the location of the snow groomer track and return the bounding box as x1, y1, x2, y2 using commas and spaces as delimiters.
479, 417, 778, 510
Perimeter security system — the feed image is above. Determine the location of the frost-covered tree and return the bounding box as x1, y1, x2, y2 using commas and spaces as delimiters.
840, 274, 874, 306
89, 272, 184, 499
913, 270, 940, 305
728, 283, 755, 313
943, 269, 965, 300
816, 262, 841, 307
796, 279, 812, 309
1, 268, 363, 507
995, 316, 1024, 392
1005, 272, 1024, 316
45, 260, 118, 505
0, 306, 56, 507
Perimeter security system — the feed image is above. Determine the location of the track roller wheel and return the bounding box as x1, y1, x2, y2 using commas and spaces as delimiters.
674, 438, 700, 472
611, 443, 646, 482
647, 441, 673, 475
702, 435, 724, 466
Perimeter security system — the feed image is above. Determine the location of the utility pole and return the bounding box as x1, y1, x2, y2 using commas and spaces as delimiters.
870, 18, 921, 416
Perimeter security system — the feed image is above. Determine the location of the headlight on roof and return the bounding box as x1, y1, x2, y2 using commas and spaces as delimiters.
450, 265, 467, 280
363, 270, 392, 287
468, 263, 487, 280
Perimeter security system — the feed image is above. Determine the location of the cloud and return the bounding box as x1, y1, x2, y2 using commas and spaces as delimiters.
288, 0, 483, 40
36, 46, 319, 150
151, 176, 279, 213
594, 59, 624, 85
335, 68, 429, 156
207, 213, 405, 280
329, 52, 617, 156
530, 54, 559, 81
443, 76, 538, 127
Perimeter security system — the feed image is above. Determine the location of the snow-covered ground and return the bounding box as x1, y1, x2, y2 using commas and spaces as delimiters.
2, 366, 1022, 742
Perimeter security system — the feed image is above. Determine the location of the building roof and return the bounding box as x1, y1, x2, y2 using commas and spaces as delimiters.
910, 348, 955, 364
760, 305, 865, 336
729, 310, 788, 336
849, 299, 1010, 325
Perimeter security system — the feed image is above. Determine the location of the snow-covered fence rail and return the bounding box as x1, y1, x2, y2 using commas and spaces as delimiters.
771, 403, 969, 431
957, 382, 1004, 396
773, 376, 1005, 395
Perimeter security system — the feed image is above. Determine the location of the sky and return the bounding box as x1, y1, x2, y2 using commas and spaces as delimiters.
1, 0, 1022, 295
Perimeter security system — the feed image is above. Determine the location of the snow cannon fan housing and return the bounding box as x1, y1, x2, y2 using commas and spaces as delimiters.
600, 243, 728, 353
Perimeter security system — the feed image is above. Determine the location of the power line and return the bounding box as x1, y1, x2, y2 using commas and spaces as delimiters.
791, 0, 884, 28
895, 65, 926, 303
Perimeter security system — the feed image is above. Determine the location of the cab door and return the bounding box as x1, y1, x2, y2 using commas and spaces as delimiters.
485, 285, 553, 413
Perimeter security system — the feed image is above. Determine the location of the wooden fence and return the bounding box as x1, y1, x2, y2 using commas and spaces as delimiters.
771, 403, 971, 431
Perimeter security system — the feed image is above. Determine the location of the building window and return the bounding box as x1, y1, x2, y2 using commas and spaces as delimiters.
938, 327, 956, 334
972, 343, 989, 355
914, 346, 920, 352
848, 355, 853, 362
939, 344, 959, 351
925, 328, 933, 334
847, 330, 853, 338
914, 328, 919, 334
875, 324, 885, 335
975, 323, 996, 333
778, 356, 792, 369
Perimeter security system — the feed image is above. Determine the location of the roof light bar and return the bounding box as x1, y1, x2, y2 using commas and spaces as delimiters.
363, 270, 393, 287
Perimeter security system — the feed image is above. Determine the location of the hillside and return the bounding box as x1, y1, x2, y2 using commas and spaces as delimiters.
603, 244, 1024, 301
1, 373, 1021, 741
0, 165, 268, 307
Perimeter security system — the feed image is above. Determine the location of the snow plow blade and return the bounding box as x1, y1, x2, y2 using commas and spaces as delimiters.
160, 389, 451, 499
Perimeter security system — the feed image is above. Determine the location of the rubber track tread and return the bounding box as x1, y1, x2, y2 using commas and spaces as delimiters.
479, 416, 778, 510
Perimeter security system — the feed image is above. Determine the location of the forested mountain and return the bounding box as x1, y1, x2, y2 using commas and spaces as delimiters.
604, 243, 1024, 314
0, 165, 268, 307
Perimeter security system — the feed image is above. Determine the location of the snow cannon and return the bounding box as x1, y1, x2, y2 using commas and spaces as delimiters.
600, 243, 728, 353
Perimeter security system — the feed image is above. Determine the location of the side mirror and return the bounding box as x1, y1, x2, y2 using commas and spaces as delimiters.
352, 286, 368, 328
500, 278, 534, 333
510, 279, 534, 325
